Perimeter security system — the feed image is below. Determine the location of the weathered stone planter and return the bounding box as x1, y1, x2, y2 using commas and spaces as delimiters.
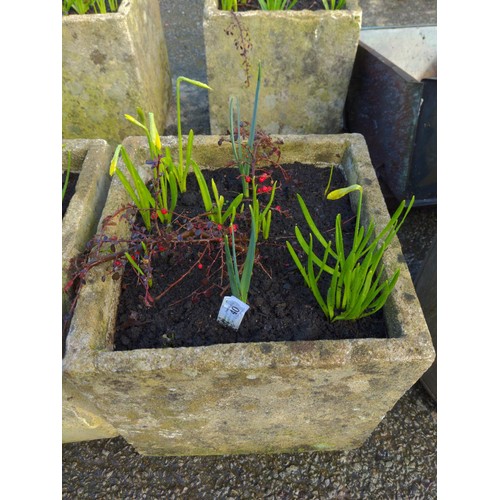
63, 134, 435, 456
62, 139, 118, 443
62, 0, 171, 144
203, 0, 362, 134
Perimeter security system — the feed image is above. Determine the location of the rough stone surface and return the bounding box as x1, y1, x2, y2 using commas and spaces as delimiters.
62, 383, 436, 498
203, 0, 361, 134
63, 377, 119, 444
63, 134, 435, 456
62, 139, 113, 316
62, 139, 118, 443
62, 0, 171, 144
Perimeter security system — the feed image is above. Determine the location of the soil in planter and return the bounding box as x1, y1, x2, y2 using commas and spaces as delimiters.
62, 172, 79, 218
114, 162, 388, 351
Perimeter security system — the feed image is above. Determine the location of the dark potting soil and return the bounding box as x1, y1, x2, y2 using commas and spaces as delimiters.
62, 172, 79, 218
114, 162, 388, 351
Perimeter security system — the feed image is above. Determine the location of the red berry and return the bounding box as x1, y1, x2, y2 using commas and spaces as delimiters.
197, 263, 203, 269
161, 208, 168, 215
258, 174, 268, 183
245, 176, 252, 183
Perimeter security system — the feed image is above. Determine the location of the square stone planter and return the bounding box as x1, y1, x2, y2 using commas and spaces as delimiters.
345, 26, 437, 205
203, 0, 362, 135
63, 134, 435, 456
62, 0, 171, 144
62, 139, 118, 443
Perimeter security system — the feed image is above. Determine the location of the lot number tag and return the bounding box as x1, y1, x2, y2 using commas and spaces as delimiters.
217, 296, 249, 330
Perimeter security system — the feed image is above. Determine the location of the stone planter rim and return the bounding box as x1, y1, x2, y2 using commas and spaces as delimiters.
204, 0, 362, 17
64, 133, 435, 376
63, 0, 130, 23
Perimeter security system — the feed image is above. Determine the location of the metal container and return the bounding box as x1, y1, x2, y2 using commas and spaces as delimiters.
345, 26, 437, 205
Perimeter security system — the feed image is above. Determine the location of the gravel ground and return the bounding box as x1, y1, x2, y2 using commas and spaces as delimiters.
63, 383, 436, 499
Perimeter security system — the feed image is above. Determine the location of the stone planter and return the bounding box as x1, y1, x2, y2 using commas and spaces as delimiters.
345, 26, 437, 205
62, 0, 171, 144
63, 134, 435, 456
62, 139, 118, 443
203, 0, 362, 135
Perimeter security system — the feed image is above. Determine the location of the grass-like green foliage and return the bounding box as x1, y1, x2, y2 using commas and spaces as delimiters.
173, 77, 212, 192
220, 0, 238, 11
250, 176, 277, 239
124, 108, 163, 160
109, 143, 177, 231
125, 77, 211, 194
109, 75, 210, 231
125, 242, 152, 288
224, 206, 258, 304
286, 185, 415, 321
321, 0, 346, 9
229, 63, 262, 198
323, 163, 336, 198
258, 0, 298, 9
93, 0, 107, 13
62, 151, 71, 202
62, 0, 119, 15
191, 161, 244, 225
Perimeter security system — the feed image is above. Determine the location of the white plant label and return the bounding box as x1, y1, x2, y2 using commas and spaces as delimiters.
217, 296, 249, 330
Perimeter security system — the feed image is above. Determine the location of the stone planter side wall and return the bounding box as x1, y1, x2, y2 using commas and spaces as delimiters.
63, 134, 435, 456
62, 139, 119, 443
62, 139, 113, 315
203, 0, 362, 135
63, 377, 119, 443
63, 0, 171, 144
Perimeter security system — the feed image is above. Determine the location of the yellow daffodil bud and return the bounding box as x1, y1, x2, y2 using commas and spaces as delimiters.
109, 145, 122, 176
327, 184, 363, 200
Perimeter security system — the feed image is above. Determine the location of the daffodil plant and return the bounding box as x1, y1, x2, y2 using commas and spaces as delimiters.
62, 0, 119, 15
229, 63, 262, 198
191, 160, 244, 225
224, 206, 258, 304
321, 0, 346, 10
125, 76, 211, 194
109, 144, 177, 231
257, 0, 298, 9
286, 185, 415, 321
220, 0, 238, 11
250, 175, 277, 240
